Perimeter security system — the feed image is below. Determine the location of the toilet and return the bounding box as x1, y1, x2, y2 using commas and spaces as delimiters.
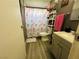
39, 32, 50, 41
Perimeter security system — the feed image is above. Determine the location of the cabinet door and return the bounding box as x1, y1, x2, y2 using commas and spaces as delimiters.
52, 39, 62, 59
60, 45, 70, 59
52, 37, 71, 59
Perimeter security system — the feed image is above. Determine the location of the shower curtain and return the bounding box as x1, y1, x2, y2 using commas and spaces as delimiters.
25, 7, 48, 37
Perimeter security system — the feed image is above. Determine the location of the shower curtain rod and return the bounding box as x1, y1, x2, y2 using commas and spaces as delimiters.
24, 6, 47, 9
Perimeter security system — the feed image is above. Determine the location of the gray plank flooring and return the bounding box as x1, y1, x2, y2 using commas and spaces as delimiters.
26, 39, 54, 59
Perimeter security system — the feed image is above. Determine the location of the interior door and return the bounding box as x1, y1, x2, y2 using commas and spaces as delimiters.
0, 0, 26, 59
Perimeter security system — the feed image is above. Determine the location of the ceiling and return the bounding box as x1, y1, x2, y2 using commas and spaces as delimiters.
24, 0, 54, 8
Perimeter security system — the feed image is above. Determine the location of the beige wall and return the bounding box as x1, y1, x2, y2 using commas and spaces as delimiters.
24, 0, 51, 8
58, 0, 74, 14
68, 24, 79, 59
73, 0, 79, 9
0, 0, 26, 59
76, 24, 79, 33
67, 0, 79, 59
68, 40, 79, 59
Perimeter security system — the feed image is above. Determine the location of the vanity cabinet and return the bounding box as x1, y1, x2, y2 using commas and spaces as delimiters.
51, 32, 74, 59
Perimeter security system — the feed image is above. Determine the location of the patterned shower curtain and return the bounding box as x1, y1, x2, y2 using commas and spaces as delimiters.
25, 7, 48, 37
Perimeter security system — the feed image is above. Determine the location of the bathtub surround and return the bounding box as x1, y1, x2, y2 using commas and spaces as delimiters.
25, 8, 48, 37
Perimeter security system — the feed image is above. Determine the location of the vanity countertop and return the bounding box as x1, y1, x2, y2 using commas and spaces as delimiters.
53, 31, 75, 44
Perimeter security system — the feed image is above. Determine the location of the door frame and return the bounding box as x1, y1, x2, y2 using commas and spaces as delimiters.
19, 0, 27, 41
